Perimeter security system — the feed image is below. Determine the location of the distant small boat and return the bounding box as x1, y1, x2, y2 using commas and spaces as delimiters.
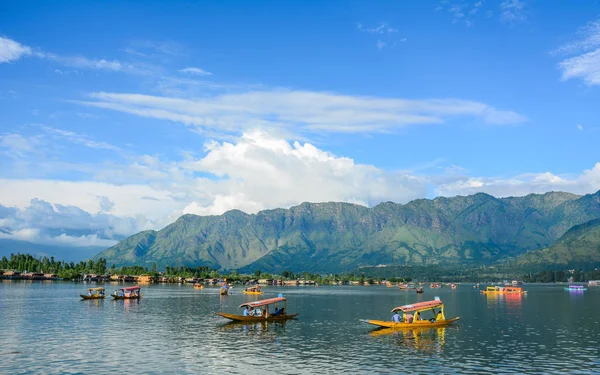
220, 286, 229, 295
451, 284, 457, 289
194, 283, 204, 289
416, 287, 424, 293
216, 296, 298, 322
243, 286, 263, 295
430, 283, 441, 289
80, 287, 105, 299
112, 286, 141, 299
565, 285, 587, 292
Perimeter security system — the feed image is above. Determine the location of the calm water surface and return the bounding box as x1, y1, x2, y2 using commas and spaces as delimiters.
1, 282, 599, 374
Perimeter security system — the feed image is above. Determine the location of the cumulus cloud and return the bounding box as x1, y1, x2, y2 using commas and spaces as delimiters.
0, 36, 32, 63
179, 131, 426, 215
555, 19, 600, 86
77, 90, 526, 136
0, 198, 157, 247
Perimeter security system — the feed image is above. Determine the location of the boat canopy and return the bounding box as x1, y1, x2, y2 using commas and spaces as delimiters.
88, 287, 105, 291
239, 297, 285, 309
119, 286, 140, 291
391, 300, 443, 313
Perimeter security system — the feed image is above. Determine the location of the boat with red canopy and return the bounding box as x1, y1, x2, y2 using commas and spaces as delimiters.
361, 298, 459, 328
111, 285, 141, 299
216, 296, 298, 322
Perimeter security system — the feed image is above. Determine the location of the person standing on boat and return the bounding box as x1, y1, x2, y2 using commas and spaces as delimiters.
392, 311, 401, 323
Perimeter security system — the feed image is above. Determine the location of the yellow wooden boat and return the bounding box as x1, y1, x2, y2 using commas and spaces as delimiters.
193, 283, 204, 289
80, 287, 105, 299
243, 286, 263, 295
111, 285, 142, 299
361, 299, 460, 329
216, 296, 298, 322
220, 286, 229, 295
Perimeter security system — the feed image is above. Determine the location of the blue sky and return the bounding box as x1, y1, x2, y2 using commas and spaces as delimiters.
1, 0, 600, 248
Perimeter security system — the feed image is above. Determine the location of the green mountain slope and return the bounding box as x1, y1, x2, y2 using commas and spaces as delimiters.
95, 190, 600, 272
515, 218, 600, 268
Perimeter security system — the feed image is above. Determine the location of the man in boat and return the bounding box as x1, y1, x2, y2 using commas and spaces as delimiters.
392, 311, 401, 323
243, 307, 249, 317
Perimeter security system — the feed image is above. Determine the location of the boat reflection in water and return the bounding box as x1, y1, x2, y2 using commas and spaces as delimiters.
370, 326, 457, 354
218, 320, 288, 343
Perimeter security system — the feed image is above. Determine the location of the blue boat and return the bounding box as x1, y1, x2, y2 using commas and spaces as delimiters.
565, 285, 587, 291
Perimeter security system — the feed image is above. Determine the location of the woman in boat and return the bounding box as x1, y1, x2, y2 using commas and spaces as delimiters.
436, 310, 444, 321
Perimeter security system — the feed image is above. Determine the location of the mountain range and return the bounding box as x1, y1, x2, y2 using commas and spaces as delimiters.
94, 190, 600, 273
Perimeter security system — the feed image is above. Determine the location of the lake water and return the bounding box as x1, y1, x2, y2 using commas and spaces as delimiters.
1, 282, 599, 374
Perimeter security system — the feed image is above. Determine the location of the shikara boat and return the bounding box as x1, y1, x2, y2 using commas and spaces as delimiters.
243, 286, 263, 295
220, 286, 229, 295
481, 286, 526, 294
216, 296, 299, 322
360, 299, 460, 329
112, 285, 141, 299
416, 287, 424, 293
193, 283, 204, 289
80, 287, 105, 299
565, 285, 587, 292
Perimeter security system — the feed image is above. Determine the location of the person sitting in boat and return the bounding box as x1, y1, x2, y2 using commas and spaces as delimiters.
392, 311, 401, 323
248, 307, 254, 316
436, 310, 444, 321
405, 313, 414, 323
255, 308, 262, 317
243, 307, 249, 317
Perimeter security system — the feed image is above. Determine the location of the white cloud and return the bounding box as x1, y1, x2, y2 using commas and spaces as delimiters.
0, 36, 32, 63
555, 19, 600, 86
376, 40, 387, 50
577, 124, 584, 131
357, 22, 399, 34
436, 163, 600, 198
0, 133, 44, 158
0, 36, 147, 74
180, 131, 426, 215
178, 67, 213, 76
77, 90, 526, 136
500, 0, 527, 24
40, 126, 120, 151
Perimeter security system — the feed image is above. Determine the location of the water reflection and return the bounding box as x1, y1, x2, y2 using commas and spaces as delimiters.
369, 326, 457, 354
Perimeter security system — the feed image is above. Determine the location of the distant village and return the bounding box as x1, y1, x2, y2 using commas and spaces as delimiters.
0, 270, 395, 286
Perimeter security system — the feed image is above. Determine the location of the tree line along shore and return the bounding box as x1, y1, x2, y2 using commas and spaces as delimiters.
2, 252, 599, 284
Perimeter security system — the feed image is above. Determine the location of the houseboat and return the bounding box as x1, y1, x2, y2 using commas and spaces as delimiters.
360, 298, 460, 329
216, 296, 298, 322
